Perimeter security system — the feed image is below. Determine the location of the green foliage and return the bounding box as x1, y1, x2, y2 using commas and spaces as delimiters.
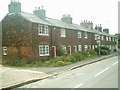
3, 50, 98, 67
100, 46, 109, 51
56, 46, 65, 56
56, 61, 65, 66
72, 52, 85, 61
118, 34, 120, 49
100, 50, 109, 55
95, 46, 110, 55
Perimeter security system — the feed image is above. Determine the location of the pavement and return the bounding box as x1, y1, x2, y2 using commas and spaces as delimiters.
1, 52, 118, 89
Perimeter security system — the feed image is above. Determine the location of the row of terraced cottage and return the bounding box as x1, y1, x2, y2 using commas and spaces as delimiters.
2, 1, 118, 61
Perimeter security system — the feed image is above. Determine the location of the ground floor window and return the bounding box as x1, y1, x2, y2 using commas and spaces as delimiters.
78, 45, 82, 52
39, 45, 49, 56
95, 45, 97, 48
84, 45, 88, 51
89, 45, 91, 50
92, 45, 95, 50
3, 47, 7, 55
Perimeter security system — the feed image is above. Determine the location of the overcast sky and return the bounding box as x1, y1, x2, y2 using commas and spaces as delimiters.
0, 0, 119, 34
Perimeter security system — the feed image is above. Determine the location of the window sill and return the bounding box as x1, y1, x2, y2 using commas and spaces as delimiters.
61, 36, 66, 37
40, 54, 50, 56
38, 34, 49, 36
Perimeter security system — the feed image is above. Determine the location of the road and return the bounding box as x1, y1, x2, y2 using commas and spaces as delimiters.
19, 56, 118, 88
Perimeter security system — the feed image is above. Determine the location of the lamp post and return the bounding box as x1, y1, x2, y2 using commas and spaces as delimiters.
96, 34, 101, 56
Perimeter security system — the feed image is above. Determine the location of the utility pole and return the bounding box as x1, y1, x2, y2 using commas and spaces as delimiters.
96, 33, 101, 56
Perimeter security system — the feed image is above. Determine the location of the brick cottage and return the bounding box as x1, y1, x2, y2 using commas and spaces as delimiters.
2, 1, 118, 61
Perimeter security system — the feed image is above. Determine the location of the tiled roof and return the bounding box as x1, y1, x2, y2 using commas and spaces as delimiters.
45, 17, 77, 30
72, 24, 98, 33
19, 12, 51, 25
12, 12, 114, 37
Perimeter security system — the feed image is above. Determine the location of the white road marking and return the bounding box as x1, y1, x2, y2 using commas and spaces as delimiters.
94, 67, 110, 77
112, 61, 119, 66
74, 83, 84, 88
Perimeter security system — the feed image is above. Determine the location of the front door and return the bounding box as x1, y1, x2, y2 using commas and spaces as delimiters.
52, 46, 56, 58
67, 45, 71, 55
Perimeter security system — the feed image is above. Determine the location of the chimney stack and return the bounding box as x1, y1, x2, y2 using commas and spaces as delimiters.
80, 20, 93, 29
8, 0, 21, 13
61, 14, 72, 24
33, 6, 46, 18
103, 28, 109, 34
95, 24, 102, 32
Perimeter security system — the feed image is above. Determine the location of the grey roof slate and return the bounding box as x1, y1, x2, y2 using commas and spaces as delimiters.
10, 12, 115, 37
45, 17, 77, 29
19, 12, 51, 25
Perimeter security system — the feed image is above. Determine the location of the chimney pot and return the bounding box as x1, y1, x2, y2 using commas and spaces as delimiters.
41, 6, 43, 9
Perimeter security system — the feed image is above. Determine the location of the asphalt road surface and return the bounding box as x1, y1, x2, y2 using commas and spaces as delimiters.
19, 56, 118, 88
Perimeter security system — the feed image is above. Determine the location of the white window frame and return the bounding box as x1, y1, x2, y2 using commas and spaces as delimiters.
92, 45, 95, 50
39, 45, 49, 56
109, 37, 111, 41
95, 45, 97, 48
106, 36, 108, 41
38, 25, 49, 36
78, 45, 82, 52
84, 45, 88, 51
61, 28, 66, 37
84, 32, 88, 39
77, 31, 81, 38
74, 45, 77, 52
101, 35, 104, 40
3, 47, 7, 56
89, 45, 91, 50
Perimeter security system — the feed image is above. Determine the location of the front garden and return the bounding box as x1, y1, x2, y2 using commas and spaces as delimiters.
2, 46, 111, 67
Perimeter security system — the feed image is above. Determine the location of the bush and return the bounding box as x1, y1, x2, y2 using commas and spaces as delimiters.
44, 61, 51, 66
3, 59, 21, 66
72, 52, 85, 61
100, 50, 108, 55
88, 50, 97, 56
56, 46, 65, 56
100, 46, 109, 51
56, 61, 65, 66
69, 55, 77, 62
95, 46, 110, 55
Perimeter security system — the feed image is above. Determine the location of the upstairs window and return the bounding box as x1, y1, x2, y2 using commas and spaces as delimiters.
78, 31, 81, 38
38, 25, 49, 36
109, 37, 111, 41
84, 32, 88, 39
39, 45, 49, 56
95, 34, 97, 40
61, 28, 66, 37
78, 45, 82, 52
106, 36, 108, 41
84, 45, 88, 51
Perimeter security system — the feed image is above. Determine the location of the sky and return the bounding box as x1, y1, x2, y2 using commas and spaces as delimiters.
0, 0, 119, 35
